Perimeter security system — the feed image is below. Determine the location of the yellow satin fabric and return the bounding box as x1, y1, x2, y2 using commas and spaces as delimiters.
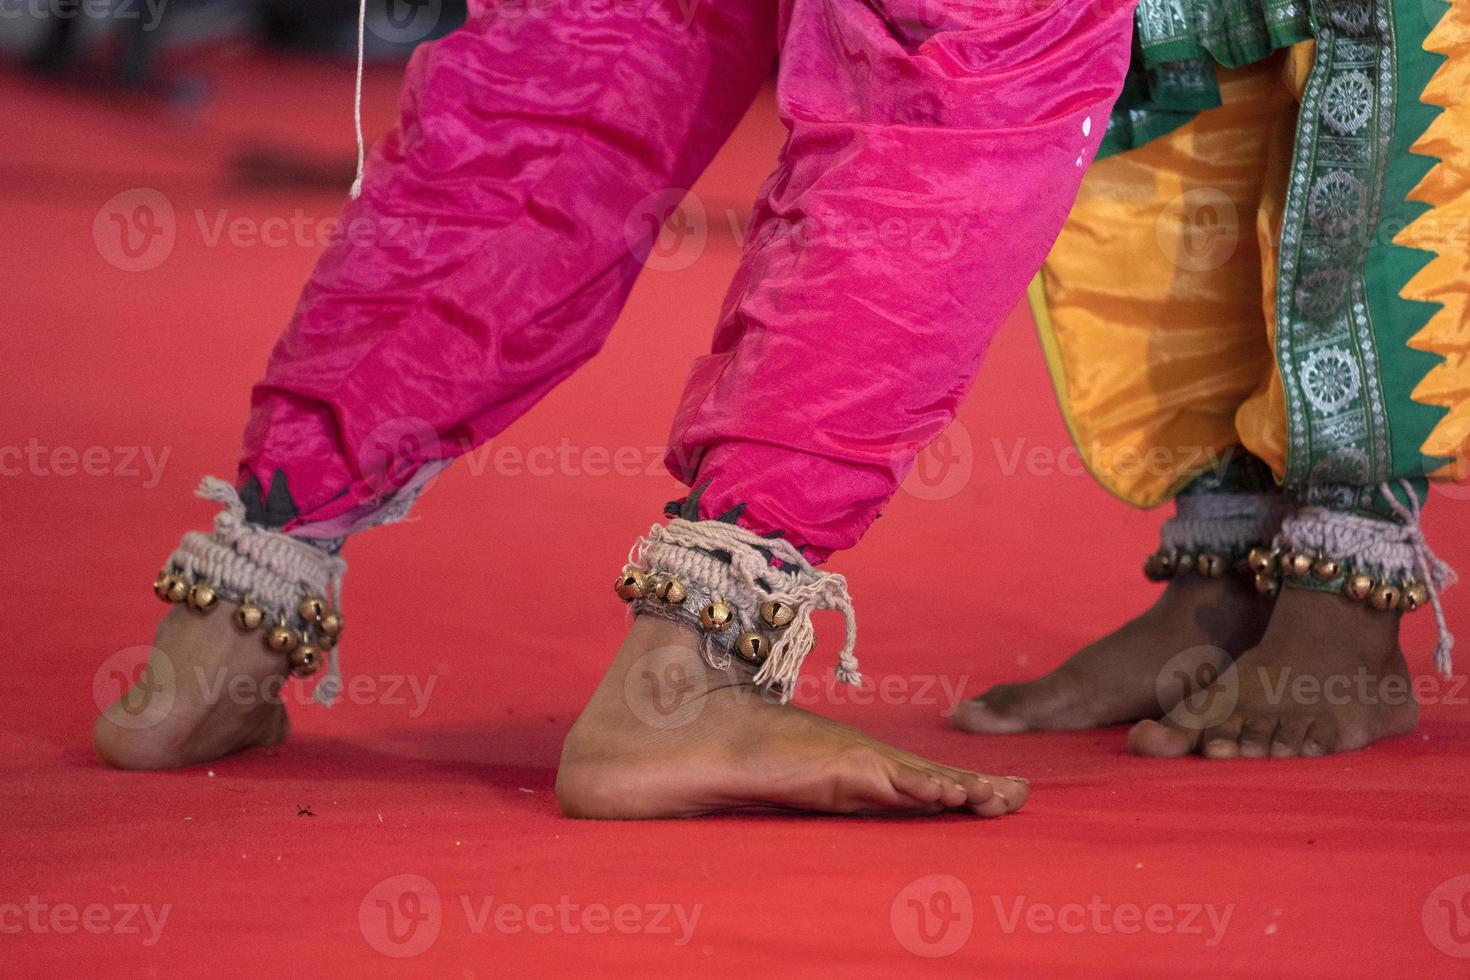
1033, 30, 1470, 507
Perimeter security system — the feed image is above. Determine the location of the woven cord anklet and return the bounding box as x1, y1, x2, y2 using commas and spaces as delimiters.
1144, 491, 1290, 591
1271, 479, 1457, 675
614, 518, 859, 701
152, 477, 348, 704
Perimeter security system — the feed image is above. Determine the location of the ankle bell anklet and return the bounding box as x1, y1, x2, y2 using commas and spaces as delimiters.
1144, 490, 1290, 590
614, 518, 859, 700
1271, 479, 1457, 675
152, 477, 347, 701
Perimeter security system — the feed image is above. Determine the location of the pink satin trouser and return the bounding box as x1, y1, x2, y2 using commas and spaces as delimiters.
240, 0, 1135, 561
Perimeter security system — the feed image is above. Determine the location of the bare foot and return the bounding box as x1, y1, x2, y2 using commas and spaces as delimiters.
93, 602, 291, 769
953, 575, 1274, 734
1128, 586, 1419, 758
556, 616, 1030, 818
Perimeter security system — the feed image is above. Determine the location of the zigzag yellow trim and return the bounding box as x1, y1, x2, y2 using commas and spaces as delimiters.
1398, 0, 1470, 482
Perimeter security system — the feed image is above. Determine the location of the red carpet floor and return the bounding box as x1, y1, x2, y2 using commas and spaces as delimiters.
3, 50, 1470, 978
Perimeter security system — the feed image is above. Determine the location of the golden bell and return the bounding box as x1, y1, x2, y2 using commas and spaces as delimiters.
1401, 581, 1430, 613
298, 596, 328, 623
1342, 573, 1374, 601
153, 572, 174, 602
654, 578, 687, 605
1174, 552, 1195, 575
1247, 547, 1276, 575
1282, 551, 1314, 578
614, 569, 649, 602
734, 631, 769, 663
265, 624, 299, 654
318, 610, 343, 636
1253, 573, 1280, 597
163, 575, 190, 604
233, 602, 266, 631
1143, 553, 1168, 582
699, 601, 734, 632
289, 645, 322, 677
1311, 557, 1341, 581
1368, 583, 1402, 612
317, 629, 337, 649
1197, 554, 1226, 578
760, 600, 796, 629
186, 583, 219, 614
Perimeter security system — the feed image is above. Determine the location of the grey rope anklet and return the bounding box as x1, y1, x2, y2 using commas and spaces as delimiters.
1145, 491, 1289, 585
1270, 479, 1457, 676
154, 477, 348, 704
614, 518, 859, 701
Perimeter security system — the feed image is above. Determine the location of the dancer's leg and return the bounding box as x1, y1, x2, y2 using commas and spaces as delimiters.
558, 0, 1138, 816
957, 58, 1301, 733
96, 0, 779, 769
1133, 0, 1469, 758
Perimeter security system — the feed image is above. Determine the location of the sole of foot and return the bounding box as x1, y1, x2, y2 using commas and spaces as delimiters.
1128, 585, 1420, 758
953, 574, 1274, 735
556, 616, 1030, 819
93, 603, 292, 770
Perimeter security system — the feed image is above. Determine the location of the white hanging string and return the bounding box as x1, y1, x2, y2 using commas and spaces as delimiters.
350, 0, 367, 198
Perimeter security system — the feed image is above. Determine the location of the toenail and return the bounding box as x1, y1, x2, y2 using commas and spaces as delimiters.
1006, 775, 1029, 784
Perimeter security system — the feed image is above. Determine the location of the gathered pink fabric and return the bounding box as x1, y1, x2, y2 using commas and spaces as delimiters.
241, 0, 1137, 561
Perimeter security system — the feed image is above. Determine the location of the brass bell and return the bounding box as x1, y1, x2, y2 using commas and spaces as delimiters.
1197, 554, 1226, 578
298, 596, 328, 623
1143, 553, 1169, 582
265, 624, 299, 654
186, 583, 219, 614
1311, 557, 1341, 581
162, 575, 190, 604
1368, 582, 1402, 612
1401, 581, 1430, 613
1247, 547, 1277, 575
699, 601, 734, 632
654, 578, 687, 605
317, 629, 337, 649
760, 600, 796, 629
289, 644, 322, 677
318, 610, 343, 636
153, 571, 174, 602
1253, 573, 1280, 597
734, 631, 769, 663
1342, 573, 1374, 601
233, 601, 266, 631
1174, 552, 1195, 575
614, 569, 649, 602
1282, 551, 1314, 578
